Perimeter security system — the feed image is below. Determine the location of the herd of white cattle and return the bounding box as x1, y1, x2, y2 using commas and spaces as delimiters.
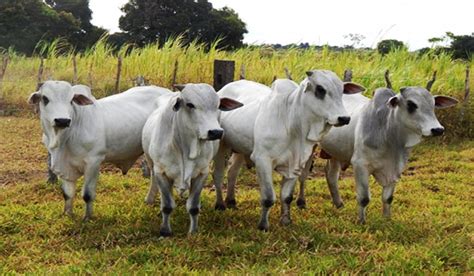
28, 69, 458, 236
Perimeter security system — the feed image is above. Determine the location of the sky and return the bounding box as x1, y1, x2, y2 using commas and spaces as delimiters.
90, 0, 473, 50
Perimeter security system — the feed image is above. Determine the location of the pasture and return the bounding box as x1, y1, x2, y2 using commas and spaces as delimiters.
0, 116, 472, 274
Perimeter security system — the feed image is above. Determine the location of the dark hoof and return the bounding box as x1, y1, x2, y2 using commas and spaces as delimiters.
257, 222, 269, 232
159, 229, 173, 237
335, 202, 344, 209
225, 199, 237, 209
214, 203, 226, 211
296, 199, 306, 209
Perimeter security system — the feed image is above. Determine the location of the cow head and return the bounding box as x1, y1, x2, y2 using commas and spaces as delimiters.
173, 84, 243, 140
387, 87, 458, 137
28, 81, 94, 148
304, 70, 365, 126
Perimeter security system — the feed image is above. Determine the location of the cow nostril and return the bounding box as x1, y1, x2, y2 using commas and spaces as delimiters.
208, 129, 224, 140
54, 118, 71, 128
431, 128, 444, 136
337, 116, 351, 126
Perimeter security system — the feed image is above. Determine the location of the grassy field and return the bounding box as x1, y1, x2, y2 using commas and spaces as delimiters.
0, 116, 472, 273
1, 38, 472, 107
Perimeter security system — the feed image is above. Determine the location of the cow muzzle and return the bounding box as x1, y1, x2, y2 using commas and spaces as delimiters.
335, 116, 351, 127
54, 118, 71, 129
430, 127, 444, 137
207, 129, 224, 140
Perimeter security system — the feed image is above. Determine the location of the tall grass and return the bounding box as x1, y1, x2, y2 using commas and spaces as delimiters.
0, 37, 472, 137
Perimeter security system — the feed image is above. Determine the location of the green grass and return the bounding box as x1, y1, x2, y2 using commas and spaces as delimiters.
0, 116, 473, 273
1, 37, 472, 107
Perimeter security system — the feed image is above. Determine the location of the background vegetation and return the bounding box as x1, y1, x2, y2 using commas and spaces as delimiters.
1, 37, 472, 138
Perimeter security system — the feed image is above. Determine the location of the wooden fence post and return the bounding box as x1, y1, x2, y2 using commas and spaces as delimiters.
464, 65, 470, 103
0, 55, 9, 116
88, 61, 93, 89
213, 60, 235, 91
240, 64, 246, 80
115, 55, 122, 94
37, 58, 44, 90
384, 70, 392, 89
284, 67, 293, 80
72, 54, 78, 85
171, 60, 179, 89
343, 69, 353, 82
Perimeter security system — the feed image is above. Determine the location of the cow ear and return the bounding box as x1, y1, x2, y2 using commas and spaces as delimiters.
173, 97, 182, 111
343, 82, 365, 94
174, 84, 186, 92
434, 96, 458, 109
386, 96, 399, 108
219, 97, 243, 111
28, 92, 41, 105
72, 94, 94, 106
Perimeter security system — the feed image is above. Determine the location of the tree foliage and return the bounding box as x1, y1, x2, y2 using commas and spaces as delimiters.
118, 0, 247, 49
0, 0, 105, 55
428, 32, 474, 60
377, 39, 406, 55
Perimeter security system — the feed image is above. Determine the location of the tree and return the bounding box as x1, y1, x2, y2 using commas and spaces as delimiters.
377, 39, 406, 55
45, 0, 107, 51
119, 0, 248, 49
449, 33, 474, 60
428, 32, 474, 60
0, 0, 80, 55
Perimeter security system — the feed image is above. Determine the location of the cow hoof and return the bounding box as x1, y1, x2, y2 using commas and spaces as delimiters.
225, 199, 237, 209
357, 218, 366, 225
62, 210, 74, 219
335, 202, 344, 209
257, 222, 269, 232
82, 215, 92, 222
214, 203, 226, 211
159, 228, 173, 237
296, 199, 306, 209
280, 217, 292, 226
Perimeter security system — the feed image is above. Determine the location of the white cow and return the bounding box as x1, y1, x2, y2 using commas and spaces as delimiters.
318, 86, 458, 223
212, 70, 365, 230
28, 81, 171, 220
142, 84, 243, 236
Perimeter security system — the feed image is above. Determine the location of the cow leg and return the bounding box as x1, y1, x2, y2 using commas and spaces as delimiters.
225, 153, 245, 209
352, 160, 371, 224
187, 173, 206, 234
254, 156, 276, 231
155, 174, 175, 237
47, 152, 58, 184
144, 156, 158, 205
297, 157, 313, 209
212, 145, 228, 210
382, 184, 395, 218
61, 178, 76, 217
82, 159, 102, 221
141, 158, 150, 178
280, 177, 297, 225
325, 159, 344, 208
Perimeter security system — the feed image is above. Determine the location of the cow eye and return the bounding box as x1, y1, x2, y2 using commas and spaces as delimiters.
42, 96, 49, 106
407, 100, 418, 113
186, 103, 195, 109
315, 85, 326, 100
